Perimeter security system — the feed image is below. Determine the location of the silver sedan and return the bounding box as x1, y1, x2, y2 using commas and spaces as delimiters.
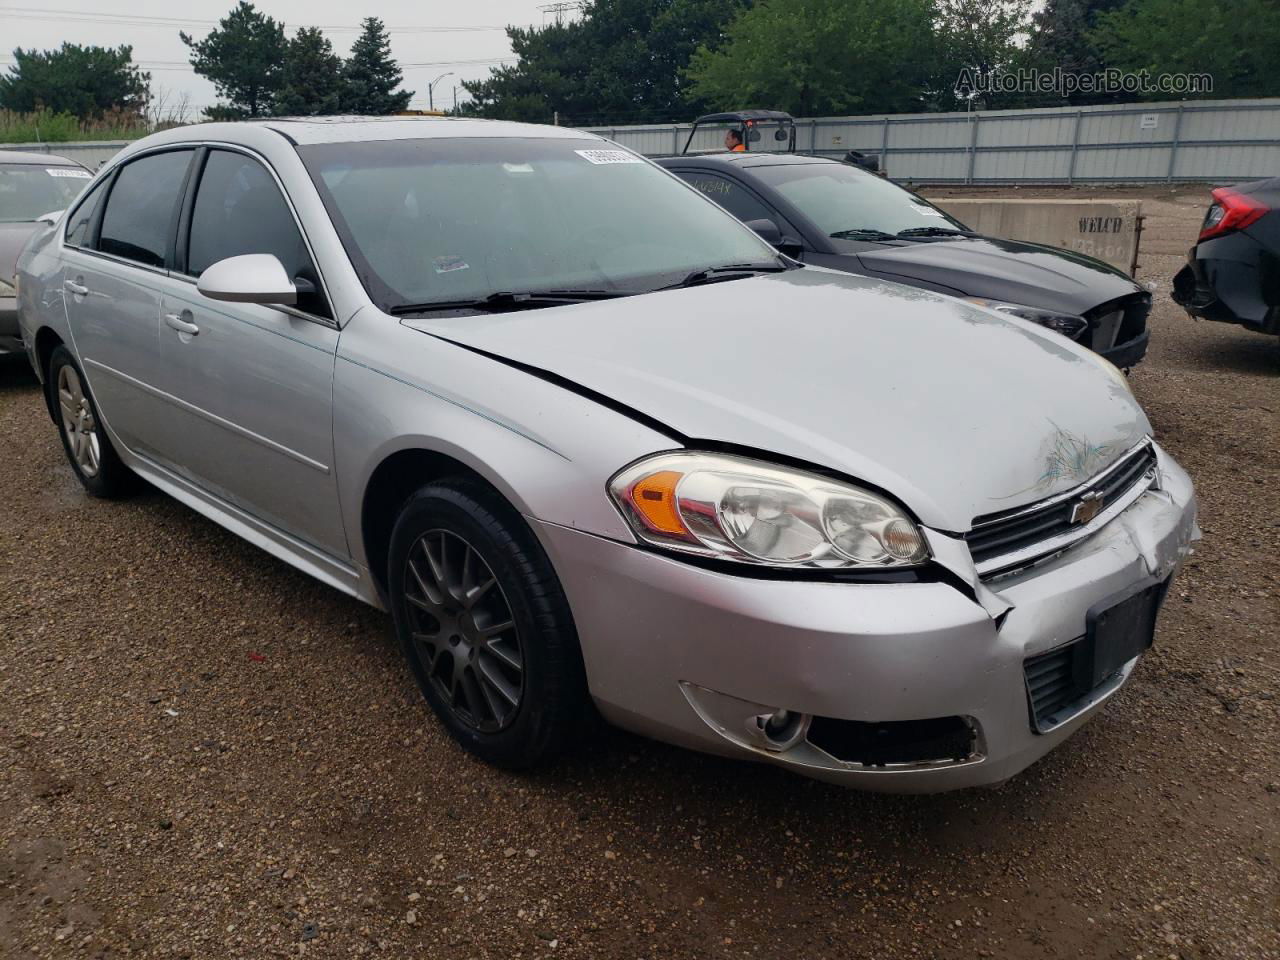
16, 119, 1198, 791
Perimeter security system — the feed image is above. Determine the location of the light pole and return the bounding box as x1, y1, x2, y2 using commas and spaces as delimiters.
428, 72, 454, 112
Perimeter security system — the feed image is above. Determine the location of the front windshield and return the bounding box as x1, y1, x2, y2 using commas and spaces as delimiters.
298, 137, 781, 312
750, 162, 968, 238
0, 163, 91, 223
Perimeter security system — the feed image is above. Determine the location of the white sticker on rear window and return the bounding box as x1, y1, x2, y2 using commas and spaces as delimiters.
575, 149, 643, 165
913, 205, 945, 216
47, 168, 90, 178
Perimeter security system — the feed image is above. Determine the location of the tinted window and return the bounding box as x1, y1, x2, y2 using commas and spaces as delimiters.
749, 162, 967, 237
0, 164, 91, 223
298, 138, 779, 313
64, 176, 108, 247
681, 172, 778, 225
188, 150, 327, 316
98, 150, 192, 267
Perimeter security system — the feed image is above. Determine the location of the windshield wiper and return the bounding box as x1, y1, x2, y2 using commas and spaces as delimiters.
895, 226, 978, 239
829, 228, 898, 241
661, 262, 789, 291
390, 289, 623, 315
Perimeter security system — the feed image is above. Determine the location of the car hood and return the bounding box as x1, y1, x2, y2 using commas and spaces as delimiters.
0, 221, 43, 284
852, 236, 1141, 314
406, 268, 1150, 530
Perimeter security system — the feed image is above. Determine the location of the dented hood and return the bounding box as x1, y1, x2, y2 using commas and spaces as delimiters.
406, 268, 1150, 530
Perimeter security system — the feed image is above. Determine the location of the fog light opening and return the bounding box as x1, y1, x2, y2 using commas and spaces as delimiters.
748, 709, 809, 752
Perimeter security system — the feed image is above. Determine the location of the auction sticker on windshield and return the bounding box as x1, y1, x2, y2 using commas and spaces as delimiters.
575, 149, 643, 165
47, 168, 91, 178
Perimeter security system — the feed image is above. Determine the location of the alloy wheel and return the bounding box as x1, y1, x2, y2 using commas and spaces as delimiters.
403, 529, 525, 733
57, 363, 101, 479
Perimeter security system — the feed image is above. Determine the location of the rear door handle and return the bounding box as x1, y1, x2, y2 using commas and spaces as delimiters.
164, 312, 200, 336
64, 279, 89, 296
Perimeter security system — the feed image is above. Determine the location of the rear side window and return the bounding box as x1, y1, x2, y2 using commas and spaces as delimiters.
187, 150, 328, 317
98, 150, 193, 268
679, 172, 777, 226
64, 176, 109, 248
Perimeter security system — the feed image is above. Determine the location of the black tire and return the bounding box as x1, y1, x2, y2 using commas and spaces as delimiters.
46, 345, 135, 498
388, 478, 589, 769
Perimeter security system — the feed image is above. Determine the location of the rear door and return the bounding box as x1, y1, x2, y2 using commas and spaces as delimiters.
61, 148, 195, 457
148, 147, 347, 558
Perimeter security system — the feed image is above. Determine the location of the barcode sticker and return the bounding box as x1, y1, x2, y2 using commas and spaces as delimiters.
575, 149, 643, 165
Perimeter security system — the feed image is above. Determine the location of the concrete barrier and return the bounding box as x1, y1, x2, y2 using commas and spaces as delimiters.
929, 198, 1143, 276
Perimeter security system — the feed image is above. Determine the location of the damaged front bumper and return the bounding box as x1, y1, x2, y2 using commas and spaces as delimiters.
534, 444, 1198, 792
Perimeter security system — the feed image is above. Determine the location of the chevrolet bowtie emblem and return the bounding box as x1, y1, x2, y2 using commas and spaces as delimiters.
1070, 492, 1103, 525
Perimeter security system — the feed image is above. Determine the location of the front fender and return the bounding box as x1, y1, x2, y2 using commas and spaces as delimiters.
332, 306, 675, 573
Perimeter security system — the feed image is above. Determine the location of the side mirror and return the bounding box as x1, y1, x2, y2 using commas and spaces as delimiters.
197, 254, 297, 305
35, 209, 63, 226
746, 218, 804, 259
746, 217, 782, 245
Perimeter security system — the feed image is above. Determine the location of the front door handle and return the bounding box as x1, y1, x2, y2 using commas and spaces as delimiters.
164, 312, 200, 336
64, 278, 89, 296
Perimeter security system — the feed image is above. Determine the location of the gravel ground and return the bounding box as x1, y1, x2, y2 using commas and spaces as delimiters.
2, 185, 1277, 960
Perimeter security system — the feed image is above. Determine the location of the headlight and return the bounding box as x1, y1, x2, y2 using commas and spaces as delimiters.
609, 452, 929, 569
966, 297, 1088, 341
1090, 351, 1133, 394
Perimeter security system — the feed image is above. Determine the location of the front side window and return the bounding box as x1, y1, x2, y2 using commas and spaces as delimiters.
0, 164, 91, 224
750, 162, 968, 238
187, 149, 328, 316
98, 150, 193, 268
298, 138, 780, 312
678, 172, 778, 226
64, 176, 109, 247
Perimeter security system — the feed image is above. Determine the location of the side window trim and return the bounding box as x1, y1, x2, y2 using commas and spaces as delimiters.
179, 145, 335, 325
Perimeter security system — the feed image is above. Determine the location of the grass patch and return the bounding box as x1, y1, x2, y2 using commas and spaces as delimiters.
0, 109, 150, 143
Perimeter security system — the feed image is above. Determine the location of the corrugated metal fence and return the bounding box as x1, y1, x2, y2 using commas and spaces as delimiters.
0, 140, 127, 170
4, 97, 1277, 184
582, 97, 1280, 184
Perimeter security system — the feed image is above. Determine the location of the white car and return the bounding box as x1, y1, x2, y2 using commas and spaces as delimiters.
16, 118, 1198, 790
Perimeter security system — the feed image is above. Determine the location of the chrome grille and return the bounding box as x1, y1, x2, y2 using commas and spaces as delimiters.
967, 440, 1158, 578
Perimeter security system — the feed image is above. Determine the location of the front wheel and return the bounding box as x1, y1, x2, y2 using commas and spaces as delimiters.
387, 479, 589, 769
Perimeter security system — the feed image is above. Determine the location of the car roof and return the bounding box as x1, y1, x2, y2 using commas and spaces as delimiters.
693, 110, 795, 124
262, 115, 600, 146
116, 116, 606, 160
0, 149, 83, 166
658, 152, 842, 169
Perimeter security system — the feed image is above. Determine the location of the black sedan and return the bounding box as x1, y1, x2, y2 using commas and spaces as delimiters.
657, 153, 1151, 367
1172, 179, 1278, 337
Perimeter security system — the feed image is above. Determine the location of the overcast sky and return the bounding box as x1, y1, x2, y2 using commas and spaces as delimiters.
0, 1, 557, 114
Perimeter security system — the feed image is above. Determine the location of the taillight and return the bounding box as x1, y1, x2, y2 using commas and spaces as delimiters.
1199, 187, 1268, 242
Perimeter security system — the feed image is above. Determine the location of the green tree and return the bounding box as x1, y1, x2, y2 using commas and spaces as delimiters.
1022, 0, 1127, 105
1091, 0, 1280, 100
685, 0, 938, 117
181, 1, 286, 118
934, 0, 1034, 110
0, 44, 150, 118
342, 18, 413, 114
460, 0, 749, 126
275, 27, 344, 115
